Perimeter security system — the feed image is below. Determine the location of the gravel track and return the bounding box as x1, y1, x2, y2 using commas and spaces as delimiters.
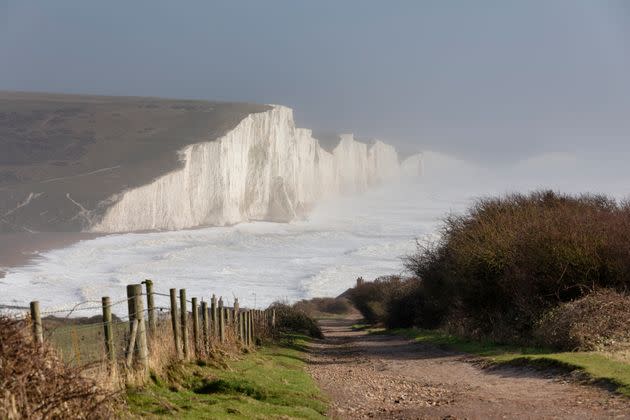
307, 317, 630, 419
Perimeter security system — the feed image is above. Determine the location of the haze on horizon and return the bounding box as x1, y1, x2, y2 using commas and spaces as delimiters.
1, 1, 630, 168
1, 1, 630, 310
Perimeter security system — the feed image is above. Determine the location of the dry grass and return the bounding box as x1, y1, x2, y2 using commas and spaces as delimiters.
1, 306, 274, 418
0, 316, 116, 419
534, 289, 630, 351
607, 350, 630, 364
140, 312, 264, 384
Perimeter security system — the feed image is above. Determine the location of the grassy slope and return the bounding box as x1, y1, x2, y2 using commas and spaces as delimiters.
383, 327, 630, 397
0, 90, 268, 232
126, 337, 326, 419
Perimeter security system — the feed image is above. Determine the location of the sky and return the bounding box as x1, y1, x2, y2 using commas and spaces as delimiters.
1, 1, 630, 163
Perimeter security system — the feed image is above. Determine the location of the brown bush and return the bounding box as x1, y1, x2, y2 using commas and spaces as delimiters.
384, 277, 451, 329
0, 316, 115, 419
345, 275, 450, 329
268, 303, 323, 338
404, 190, 630, 341
534, 289, 630, 351
293, 297, 352, 317
347, 276, 406, 324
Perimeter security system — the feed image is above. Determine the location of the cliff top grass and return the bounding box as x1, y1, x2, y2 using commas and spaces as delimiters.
126, 335, 327, 419
0, 90, 268, 232
383, 327, 630, 397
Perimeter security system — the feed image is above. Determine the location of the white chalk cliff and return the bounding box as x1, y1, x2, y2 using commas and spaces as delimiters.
91, 106, 420, 232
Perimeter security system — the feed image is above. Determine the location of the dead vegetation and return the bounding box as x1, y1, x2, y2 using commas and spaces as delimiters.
292, 297, 353, 318
534, 289, 630, 351
268, 302, 324, 339
0, 306, 286, 417
0, 316, 116, 419
349, 191, 630, 351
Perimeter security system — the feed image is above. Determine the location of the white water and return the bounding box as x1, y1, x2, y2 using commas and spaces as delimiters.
2, 176, 459, 314
1, 145, 626, 315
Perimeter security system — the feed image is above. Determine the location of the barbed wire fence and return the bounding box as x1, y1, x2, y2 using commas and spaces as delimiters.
21, 280, 277, 381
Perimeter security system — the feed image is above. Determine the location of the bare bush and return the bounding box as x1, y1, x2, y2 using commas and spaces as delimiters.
383, 277, 449, 329
347, 276, 405, 324
344, 275, 446, 329
404, 190, 630, 341
293, 297, 352, 317
0, 316, 115, 419
268, 303, 323, 338
534, 289, 630, 351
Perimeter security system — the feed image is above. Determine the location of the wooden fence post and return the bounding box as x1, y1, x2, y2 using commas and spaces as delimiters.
211, 294, 217, 338
234, 298, 239, 327
180, 289, 190, 359
251, 310, 255, 346
250, 310, 254, 345
192, 297, 199, 357
102, 296, 115, 365
238, 311, 243, 343
218, 297, 225, 343
245, 310, 250, 345
29, 301, 43, 345
127, 284, 149, 372
201, 300, 209, 355
169, 288, 182, 359
243, 311, 248, 346
264, 310, 268, 334
262, 310, 267, 335
250, 310, 255, 346
252, 310, 256, 345
125, 319, 139, 368
143, 279, 157, 335
245, 309, 252, 347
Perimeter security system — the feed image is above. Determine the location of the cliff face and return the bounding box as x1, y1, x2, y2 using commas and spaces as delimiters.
0, 91, 269, 233
92, 106, 419, 232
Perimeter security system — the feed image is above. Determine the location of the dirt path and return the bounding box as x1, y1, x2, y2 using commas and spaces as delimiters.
307, 317, 630, 419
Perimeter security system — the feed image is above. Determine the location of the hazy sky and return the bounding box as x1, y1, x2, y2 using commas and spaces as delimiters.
1, 1, 630, 162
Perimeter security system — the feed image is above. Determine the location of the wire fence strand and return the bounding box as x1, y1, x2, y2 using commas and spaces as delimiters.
8, 283, 272, 370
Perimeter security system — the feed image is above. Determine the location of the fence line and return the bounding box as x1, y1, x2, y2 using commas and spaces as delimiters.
23, 279, 278, 380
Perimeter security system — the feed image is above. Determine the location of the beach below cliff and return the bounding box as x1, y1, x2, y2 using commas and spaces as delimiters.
0, 232, 100, 279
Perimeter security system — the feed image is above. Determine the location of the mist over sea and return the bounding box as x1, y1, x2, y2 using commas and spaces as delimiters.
1, 151, 625, 314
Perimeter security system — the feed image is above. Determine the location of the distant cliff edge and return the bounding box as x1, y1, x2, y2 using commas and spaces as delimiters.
0, 92, 420, 233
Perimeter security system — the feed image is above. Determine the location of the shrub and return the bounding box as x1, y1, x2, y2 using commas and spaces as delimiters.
534, 289, 630, 351
404, 190, 630, 341
384, 277, 450, 329
347, 276, 404, 324
293, 297, 352, 317
0, 315, 115, 419
345, 275, 441, 328
268, 303, 323, 338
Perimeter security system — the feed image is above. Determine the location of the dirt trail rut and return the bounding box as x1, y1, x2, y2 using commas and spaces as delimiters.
307, 317, 630, 419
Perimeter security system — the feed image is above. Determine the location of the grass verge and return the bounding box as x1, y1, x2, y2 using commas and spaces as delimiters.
387, 328, 630, 397
126, 335, 326, 419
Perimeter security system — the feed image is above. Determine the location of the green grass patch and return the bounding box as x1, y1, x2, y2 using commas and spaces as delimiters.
46, 320, 129, 366
389, 328, 630, 397
126, 335, 327, 419
350, 323, 370, 331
